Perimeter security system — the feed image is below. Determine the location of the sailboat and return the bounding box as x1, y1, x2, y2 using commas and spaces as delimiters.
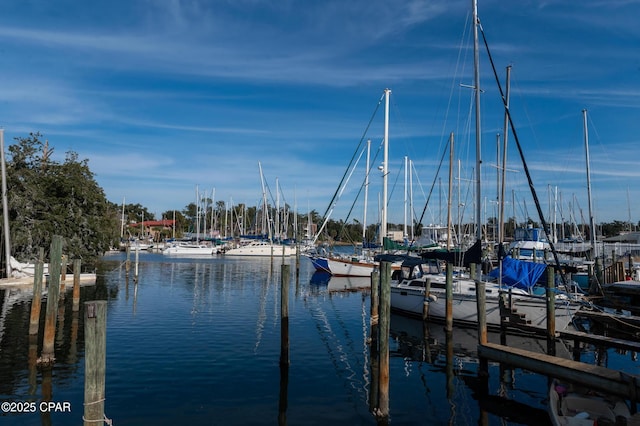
390, 0, 586, 330
305, 89, 406, 276
224, 163, 297, 257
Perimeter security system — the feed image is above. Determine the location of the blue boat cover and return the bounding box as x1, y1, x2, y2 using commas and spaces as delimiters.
489, 256, 547, 290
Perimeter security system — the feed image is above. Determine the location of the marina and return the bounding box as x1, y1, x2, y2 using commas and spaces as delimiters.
0, 252, 639, 425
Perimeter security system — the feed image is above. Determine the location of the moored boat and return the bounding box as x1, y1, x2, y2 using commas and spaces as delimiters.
162, 242, 217, 256
389, 256, 585, 330
548, 379, 639, 426
224, 240, 297, 257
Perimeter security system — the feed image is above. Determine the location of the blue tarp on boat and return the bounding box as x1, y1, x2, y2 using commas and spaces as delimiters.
489, 256, 547, 290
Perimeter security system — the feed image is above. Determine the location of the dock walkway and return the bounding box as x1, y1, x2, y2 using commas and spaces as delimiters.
478, 342, 640, 402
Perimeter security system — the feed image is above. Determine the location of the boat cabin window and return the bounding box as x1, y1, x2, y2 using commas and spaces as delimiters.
424, 262, 440, 274
401, 267, 412, 279
413, 265, 423, 278
408, 280, 424, 287
470, 287, 493, 294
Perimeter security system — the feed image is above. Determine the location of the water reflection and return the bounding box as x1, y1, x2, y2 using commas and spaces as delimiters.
0, 253, 637, 425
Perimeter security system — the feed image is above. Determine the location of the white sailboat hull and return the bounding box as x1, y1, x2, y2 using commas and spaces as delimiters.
390, 278, 581, 330
306, 253, 402, 277
225, 241, 297, 257
162, 243, 216, 256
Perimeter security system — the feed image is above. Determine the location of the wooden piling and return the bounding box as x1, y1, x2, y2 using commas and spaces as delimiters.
445, 262, 453, 333
369, 269, 380, 413
280, 264, 290, 366
84, 300, 107, 426
41, 235, 63, 364
377, 261, 391, 418
475, 263, 489, 380
125, 245, 131, 275
73, 259, 81, 311
28, 260, 44, 335
546, 266, 556, 356
60, 254, 67, 295
279, 265, 290, 426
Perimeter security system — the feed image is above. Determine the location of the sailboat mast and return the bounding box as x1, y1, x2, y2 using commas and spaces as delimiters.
472, 0, 482, 258
381, 88, 391, 246
583, 109, 597, 259
258, 161, 270, 241
120, 197, 125, 239
404, 155, 408, 240
447, 132, 454, 249
499, 66, 511, 247
1, 130, 11, 277
410, 159, 415, 241
363, 139, 370, 243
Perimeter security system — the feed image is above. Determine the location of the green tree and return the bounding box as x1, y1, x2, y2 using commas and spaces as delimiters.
5, 132, 117, 266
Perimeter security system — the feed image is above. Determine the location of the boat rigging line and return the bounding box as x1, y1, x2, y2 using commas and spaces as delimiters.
477, 19, 569, 289
313, 92, 386, 244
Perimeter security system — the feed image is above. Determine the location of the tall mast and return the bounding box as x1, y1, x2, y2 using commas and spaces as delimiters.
447, 132, 454, 249
583, 109, 597, 259
403, 155, 408, 240
409, 158, 415, 241
363, 140, 370, 243
1, 130, 11, 277
499, 66, 511, 246
120, 197, 125, 239
472, 0, 482, 262
258, 161, 270, 240
195, 185, 200, 242
380, 88, 391, 245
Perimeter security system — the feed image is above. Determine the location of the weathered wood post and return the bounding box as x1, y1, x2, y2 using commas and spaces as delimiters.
56, 287, 67, 346
28, 260, 45, 335
280, 264, 290, 366
84, 300, 107, 426
125, 245, 131, 276
60, 254, 68, 295
73, 259, 81, 311
475, 262, 489, 381
41, 235, 64, 364
445, 262, 453, 333
377, 261, 391, 419
369, 269, 380, 413
546, 266, 556, 356
279, 264, 290, 426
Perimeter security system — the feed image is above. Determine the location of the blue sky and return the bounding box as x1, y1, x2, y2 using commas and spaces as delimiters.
0, 0, 638, 229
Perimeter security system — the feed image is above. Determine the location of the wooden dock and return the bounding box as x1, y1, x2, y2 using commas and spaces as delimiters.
478, 342, 640, 402
558, 328, 640, 352
576, 309, 640, 331
0, 273, 97, 290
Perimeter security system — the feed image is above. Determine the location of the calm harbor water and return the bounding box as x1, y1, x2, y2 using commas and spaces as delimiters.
0, 251, 638, 425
